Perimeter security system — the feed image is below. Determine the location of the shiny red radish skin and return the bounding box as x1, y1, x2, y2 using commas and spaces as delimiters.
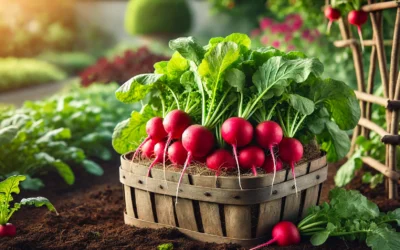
162, 110, 191, 179
263, 155, 283, 173
141, 139, 157, 159
324, 6, 341, 34
206, 149, 236, 176
238, 146, 265, 176
168, 141, 188, 166
250, 221, 300, 250
221, 117, 254, 188
221, 117, 254, 147
279, 138, 303, 194
348, 10, 368, 51
163, 110, 191, 139
146, 141, 167, 177
0, 223, 16, 237
131, 117, 167, 161
256, 121, 283, 189
176, 125, 215, 203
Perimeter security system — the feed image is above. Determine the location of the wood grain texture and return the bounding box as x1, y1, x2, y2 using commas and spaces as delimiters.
154, 194, 176, 226
224, 205, 252, 238
124, 185, 136, 218
135, 189, 155, 222
192, 176, 223, 236
282, 162, 309, 222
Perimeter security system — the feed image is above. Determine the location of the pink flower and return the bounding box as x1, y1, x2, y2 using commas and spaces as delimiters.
302, 29, 311, 39
261, 35, 269, 45
284, 34, 293, 42
288, 45, 296, 51
260, 18, 274, 30
251, 29, 261, 37
285, 14, 303, 32
272, 40, 281, 48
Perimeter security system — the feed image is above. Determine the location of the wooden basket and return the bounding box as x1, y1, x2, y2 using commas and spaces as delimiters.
120, 153, 327, 247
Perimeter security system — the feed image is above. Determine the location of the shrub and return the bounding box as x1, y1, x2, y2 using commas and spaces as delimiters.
37, 51, 96, 74
124, 0, 192, 36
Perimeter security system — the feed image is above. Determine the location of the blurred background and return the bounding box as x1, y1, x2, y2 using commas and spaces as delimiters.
0, 0, 396, 190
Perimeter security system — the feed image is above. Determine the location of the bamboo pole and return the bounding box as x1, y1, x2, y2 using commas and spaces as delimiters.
361, 1, 399, 12
361, 156, 400, 182
354, 91, 388, 107
333, 39, 393, 47
358, 117, 389, 137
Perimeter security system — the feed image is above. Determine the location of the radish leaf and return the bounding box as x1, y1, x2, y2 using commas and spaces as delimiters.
169, 36, 205, 65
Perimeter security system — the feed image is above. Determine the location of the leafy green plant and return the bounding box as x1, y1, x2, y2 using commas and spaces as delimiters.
0, 175, 57, 237
113, 33, 360, 163
298, 188, 400, 250
157, 243, 173, 250
0, 83, 135, 190
0, 58, 66, 92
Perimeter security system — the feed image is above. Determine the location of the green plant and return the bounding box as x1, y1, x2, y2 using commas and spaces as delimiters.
113, 33, 360, 164
0, 175, 57, 237
0, 58, 67, 92
124, 0, 192, 36
0, 83, 136, 190
298, 188, 400, 250
37, 51, 95, 74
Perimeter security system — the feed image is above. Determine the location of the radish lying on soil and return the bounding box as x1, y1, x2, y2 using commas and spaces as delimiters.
250, 221, 301, 250
0, 223, 16, 237
0, 175, 58, 238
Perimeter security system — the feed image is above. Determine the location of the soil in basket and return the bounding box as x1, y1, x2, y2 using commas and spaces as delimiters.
1, 159, 396, 249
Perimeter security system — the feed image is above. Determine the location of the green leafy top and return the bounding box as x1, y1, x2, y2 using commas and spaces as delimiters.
0, 175, 57, 225
113, 33, 360, 162
298, 188, 400, 250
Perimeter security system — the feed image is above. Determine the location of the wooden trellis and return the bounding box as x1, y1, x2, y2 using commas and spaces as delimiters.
331, 0, 400, 199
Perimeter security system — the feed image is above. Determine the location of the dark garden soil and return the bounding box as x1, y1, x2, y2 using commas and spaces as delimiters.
1, 158, 398, 250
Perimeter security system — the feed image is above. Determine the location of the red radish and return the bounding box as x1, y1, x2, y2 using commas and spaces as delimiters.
162, 110, 191, 178
263, 155, 283, 173
256, 121, 283, 190
238, 146, 265, 176
0, 223, 16, 237
146, 141, 167, 177
348, 10, 368, 51
131, 117, 167, 161
176, 125, 215, 203
221, 117, 254, 188
141, 139, 157, 159
279, 138, 303, 194
250, 221, 301, 250
206, 149, 236, 176
324, 6, 341, 34
168, 141, 188, 166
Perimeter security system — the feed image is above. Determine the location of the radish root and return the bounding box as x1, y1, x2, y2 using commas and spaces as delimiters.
232, 145, 243, 189
175, 153, 192, 205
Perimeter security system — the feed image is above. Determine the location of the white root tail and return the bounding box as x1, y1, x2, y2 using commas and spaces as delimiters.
232, 145, 243, 190
291, 162, 299, 197
270, 146, 277, 195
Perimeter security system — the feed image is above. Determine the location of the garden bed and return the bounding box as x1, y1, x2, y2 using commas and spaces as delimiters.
2, 160, 397, 249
